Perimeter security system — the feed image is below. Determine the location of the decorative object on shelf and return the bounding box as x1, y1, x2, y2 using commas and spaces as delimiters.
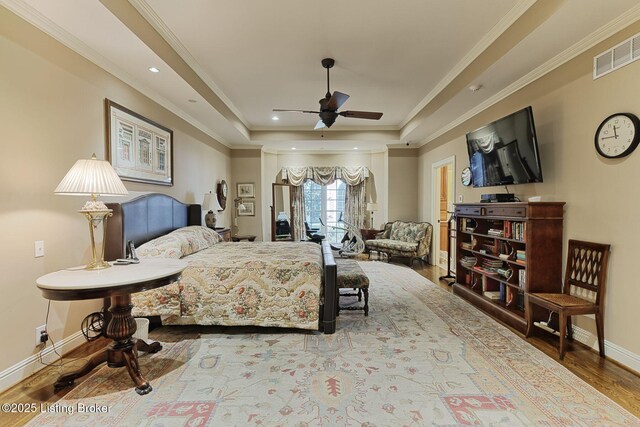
105, 99, 173, 186
594, 112, 640, 158
238, 201, 255, 216
461, 167, 472, 186
217, 180, 228, 210
366, 202, 378, 228
496, 267, 513, 280
55, 154, 129, 269
237, 182, 255, 198
202, 191, 223, 228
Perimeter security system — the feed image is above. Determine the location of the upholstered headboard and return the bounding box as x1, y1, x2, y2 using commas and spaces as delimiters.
105, 193, 201, 260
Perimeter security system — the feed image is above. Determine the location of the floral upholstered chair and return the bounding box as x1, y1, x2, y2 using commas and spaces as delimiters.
365, 221, 433, 266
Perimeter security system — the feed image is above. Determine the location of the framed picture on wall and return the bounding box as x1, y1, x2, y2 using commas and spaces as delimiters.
105, 99, 174, 186
238, 201, 255, 216
237, 182, 255, 198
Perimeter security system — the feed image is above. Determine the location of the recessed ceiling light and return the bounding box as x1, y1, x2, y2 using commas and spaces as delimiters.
353, 147, 359, 150
272, 116, 279, 121
188, 99, 197, 103
468, 84, 482, 92
148, 67, 160, 73
291, 147, 296, 150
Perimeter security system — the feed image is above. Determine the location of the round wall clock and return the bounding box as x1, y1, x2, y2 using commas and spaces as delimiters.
216, 180, 228, 210
461, 167, 473, 186
595, 112, 640, 158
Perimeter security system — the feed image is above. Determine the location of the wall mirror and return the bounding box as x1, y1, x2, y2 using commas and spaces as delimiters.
271, 183, 294, 241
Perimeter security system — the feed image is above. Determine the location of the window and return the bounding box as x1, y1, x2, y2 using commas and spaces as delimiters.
304, 180, 346, 244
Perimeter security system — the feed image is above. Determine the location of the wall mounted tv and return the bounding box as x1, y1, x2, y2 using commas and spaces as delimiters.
466, 106, 543, 188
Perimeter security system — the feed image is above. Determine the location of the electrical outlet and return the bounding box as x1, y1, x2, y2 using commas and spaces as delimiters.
35, 325, 47, 346
458, 195, 464, 203
35, 241, 45, 258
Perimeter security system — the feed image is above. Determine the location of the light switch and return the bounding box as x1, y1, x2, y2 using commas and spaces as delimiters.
35, 240, 45, 257
458, 195, 464, 203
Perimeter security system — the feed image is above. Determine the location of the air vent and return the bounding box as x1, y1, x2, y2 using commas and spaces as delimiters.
594, 31, 640, 79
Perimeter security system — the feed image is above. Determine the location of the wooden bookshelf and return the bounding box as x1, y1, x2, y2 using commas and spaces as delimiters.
453, 202, 565, 333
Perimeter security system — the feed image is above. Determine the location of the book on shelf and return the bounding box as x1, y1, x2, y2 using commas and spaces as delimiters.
518, 269, 526, 289
516, 291, 525, 311
487, 228, 504, 237
461, 218, 476, 232
483, 291, 501, 300
506, 286, 516, 307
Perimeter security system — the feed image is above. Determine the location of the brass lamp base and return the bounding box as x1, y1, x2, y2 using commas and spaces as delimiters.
79, 208, 113, 270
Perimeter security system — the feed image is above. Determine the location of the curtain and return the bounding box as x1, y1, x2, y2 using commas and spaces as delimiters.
281, 166, 370, 238
344, 181, 366, 228
291, 185, 305, 241
282, 166, 369, 186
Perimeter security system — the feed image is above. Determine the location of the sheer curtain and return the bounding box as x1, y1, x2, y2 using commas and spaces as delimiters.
281, 166, 369, 239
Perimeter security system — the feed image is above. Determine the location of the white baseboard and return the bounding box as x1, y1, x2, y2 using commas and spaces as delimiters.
572, 326, 640, 374
0, 331, 85, 393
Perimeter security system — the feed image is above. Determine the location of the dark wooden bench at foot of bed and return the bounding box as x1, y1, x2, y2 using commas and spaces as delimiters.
334, 256, 369, 316
104, 193, 337, 334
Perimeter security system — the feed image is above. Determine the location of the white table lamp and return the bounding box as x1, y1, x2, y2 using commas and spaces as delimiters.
202, 191, 223, 228
55, 154, 128, 270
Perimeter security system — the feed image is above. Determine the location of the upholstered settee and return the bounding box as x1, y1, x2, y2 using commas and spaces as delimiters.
365, 221, 433, 265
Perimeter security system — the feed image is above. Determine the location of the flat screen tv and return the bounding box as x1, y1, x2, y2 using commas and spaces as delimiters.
465, 106, 543, 188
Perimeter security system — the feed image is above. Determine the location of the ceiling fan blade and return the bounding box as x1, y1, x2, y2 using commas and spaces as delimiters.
314, 120, 326, 130
339, 110, 383, 120
327, 91, 349, 111
273, 109, 320, 114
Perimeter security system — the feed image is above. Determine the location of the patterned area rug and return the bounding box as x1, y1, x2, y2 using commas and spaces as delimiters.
29, 261, 638, 426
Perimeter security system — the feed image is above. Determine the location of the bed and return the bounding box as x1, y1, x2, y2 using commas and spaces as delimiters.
104, 193, 337, 334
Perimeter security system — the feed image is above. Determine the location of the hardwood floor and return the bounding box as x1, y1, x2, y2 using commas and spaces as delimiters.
414, 261, 640, 418
2, 261, 639, 426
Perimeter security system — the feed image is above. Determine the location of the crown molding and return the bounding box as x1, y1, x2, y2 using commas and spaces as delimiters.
129, 0, 249, 128
1, 0, 233, 147
418, 4, 640, 147
400, 0, 536, 128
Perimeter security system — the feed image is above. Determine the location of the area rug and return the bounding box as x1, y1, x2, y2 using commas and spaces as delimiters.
28, 261, 638, 426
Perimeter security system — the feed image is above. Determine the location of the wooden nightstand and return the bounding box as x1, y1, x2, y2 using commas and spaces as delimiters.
214, 227, 231, 242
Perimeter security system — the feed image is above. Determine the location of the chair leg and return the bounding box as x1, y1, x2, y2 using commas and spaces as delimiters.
566, 316, 574, 342
524, 295, 534, 338
595, 312, 605, 357
363, 288, 369, 316
558, 313, 567, 360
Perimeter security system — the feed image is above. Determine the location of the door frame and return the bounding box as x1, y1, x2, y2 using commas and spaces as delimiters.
431, 156, 456, 268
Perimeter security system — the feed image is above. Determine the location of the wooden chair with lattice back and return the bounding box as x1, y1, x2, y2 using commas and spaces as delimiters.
525, 240, 611, 360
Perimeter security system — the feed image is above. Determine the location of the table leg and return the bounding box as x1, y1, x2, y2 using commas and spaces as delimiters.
54, 294, 162, 394
54, 349, 109, 390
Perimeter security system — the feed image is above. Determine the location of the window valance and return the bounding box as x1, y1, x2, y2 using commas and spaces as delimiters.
281, 166, 369, 186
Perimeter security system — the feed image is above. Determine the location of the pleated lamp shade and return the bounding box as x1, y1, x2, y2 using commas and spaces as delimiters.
55, 154, 128, 197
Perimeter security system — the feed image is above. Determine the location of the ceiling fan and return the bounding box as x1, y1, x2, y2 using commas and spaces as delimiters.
273, 58, 383, 129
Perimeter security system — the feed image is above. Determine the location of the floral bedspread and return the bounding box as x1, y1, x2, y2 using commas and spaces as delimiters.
132, 241, 323, 330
